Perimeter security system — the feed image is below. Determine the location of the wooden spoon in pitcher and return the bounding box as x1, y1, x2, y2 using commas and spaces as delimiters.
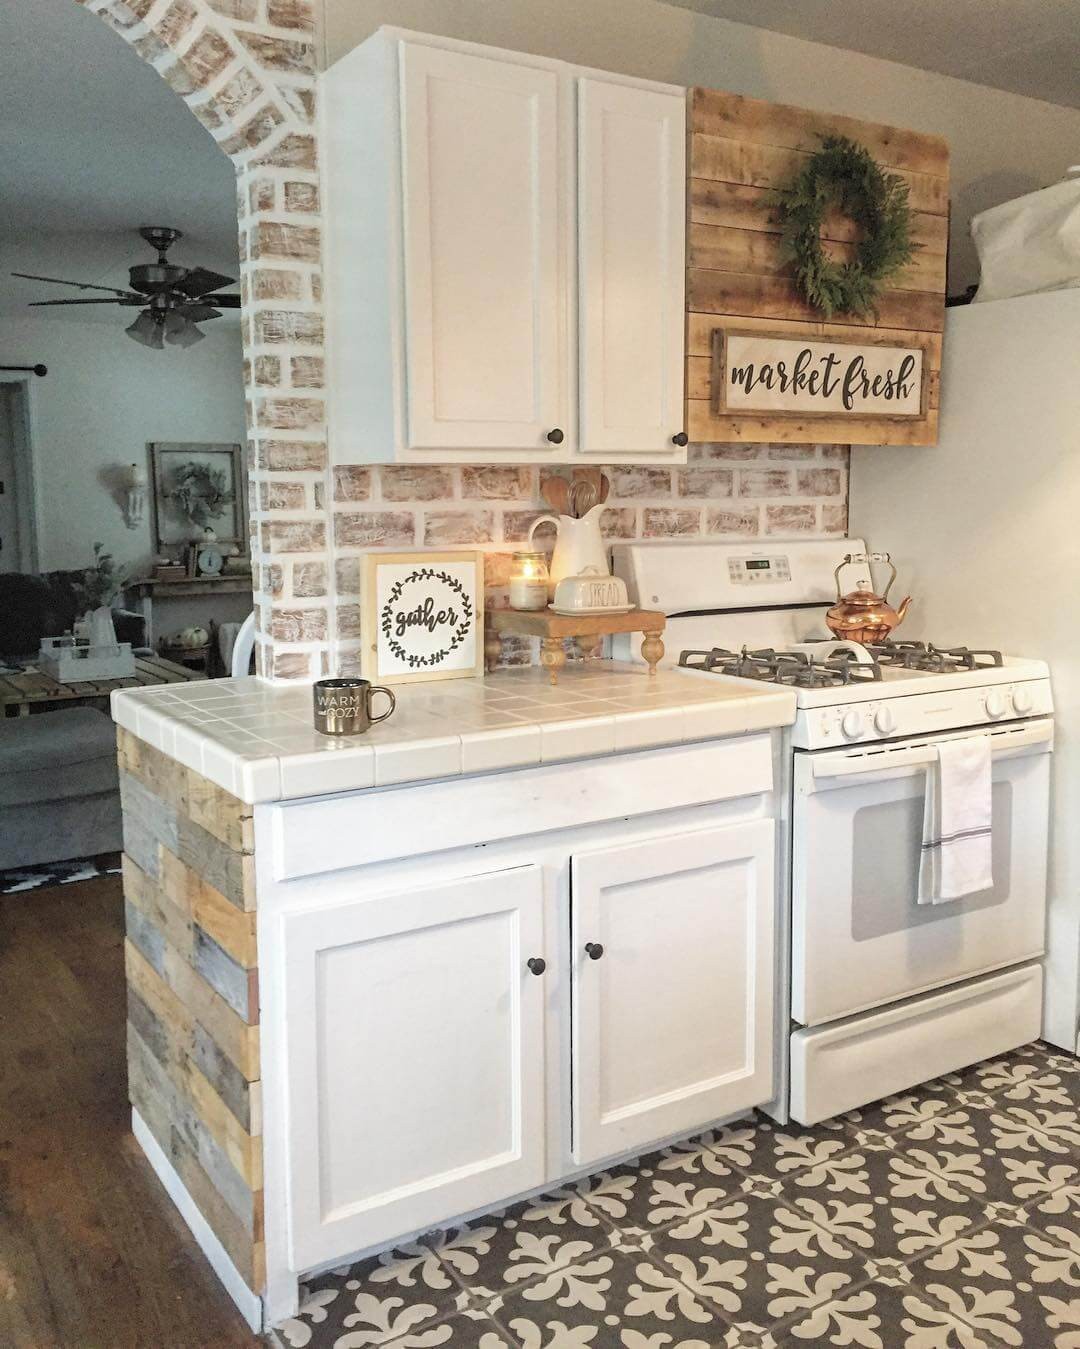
542, 475, 571, 516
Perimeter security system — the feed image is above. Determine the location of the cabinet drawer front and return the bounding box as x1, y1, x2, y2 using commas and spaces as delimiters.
578, 78, 687, 455
571, 819, 775, 1166
284, 864, 547, 1269
400, 42, 564, 451
271, 736, 774, 880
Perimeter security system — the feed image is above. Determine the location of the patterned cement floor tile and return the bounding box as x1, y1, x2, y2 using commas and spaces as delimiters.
431, 1188, 614, 1300
901, 1215, 1080, 1348
775, 1273, 1006, 1349
273, 1045, 1080, 1349
274, 1243, 469, 1347
645, 1187, 875, 1332
482, 1248, 727, 1348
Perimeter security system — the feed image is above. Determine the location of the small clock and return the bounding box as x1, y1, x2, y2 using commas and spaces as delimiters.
196, 546, 225, 577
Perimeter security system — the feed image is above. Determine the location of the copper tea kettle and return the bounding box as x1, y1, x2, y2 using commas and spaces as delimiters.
826, 552, 912, 645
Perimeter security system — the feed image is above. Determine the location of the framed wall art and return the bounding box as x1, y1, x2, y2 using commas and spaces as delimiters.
148, 441, 247, 557
362, 550, 485, 684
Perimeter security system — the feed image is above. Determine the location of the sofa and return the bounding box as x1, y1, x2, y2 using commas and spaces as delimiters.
0, 707, 122, 870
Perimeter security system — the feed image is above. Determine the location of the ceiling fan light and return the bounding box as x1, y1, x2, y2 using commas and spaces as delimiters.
126, 309, 160, 347
165, 317, 205, 348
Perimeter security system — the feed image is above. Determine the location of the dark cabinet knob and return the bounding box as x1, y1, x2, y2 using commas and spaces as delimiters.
585, 942, 604, 961
546, 428, 565, 444
527, 956, 547, 976
671, 431, 689, 446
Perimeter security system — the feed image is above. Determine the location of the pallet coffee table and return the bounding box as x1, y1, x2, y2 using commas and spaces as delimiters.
0, 653, 203, 718
485, 607, 666, 684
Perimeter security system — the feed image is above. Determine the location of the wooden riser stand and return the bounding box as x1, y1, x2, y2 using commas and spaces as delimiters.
485, 607, 666, 683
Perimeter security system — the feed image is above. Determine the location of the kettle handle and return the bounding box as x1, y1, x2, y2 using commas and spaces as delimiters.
834, 551, 897, 601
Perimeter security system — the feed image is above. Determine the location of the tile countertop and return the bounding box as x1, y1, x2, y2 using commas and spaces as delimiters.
110, 662, 796, 804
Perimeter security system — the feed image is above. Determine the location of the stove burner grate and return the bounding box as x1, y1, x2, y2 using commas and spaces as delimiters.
679, 646, 882, 687
865, 641, 1004, 673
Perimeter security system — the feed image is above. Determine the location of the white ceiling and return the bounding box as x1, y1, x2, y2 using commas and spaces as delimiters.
0, 0, 239, 323
665, 0, 1080, 110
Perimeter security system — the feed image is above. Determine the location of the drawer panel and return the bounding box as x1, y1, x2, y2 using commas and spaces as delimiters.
790, 962, 1044, 1126
270, 735, 773, 880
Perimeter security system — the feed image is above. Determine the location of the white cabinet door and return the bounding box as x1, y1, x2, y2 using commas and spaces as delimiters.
577, 78, 687, 456
571, 821, 774, 1167
400, 43, 567, 452
284, 865, 547, 1269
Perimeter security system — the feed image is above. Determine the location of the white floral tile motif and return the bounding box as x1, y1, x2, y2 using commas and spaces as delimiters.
272, 1044, 1080, 1349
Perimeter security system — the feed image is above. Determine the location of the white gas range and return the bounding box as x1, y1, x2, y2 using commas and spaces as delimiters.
614, 538, 1053, 1126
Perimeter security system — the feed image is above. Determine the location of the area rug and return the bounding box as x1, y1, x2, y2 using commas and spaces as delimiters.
0, 851, 121, 895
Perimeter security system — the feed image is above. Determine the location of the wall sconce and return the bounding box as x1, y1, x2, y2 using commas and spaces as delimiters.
122, 462, 148, 530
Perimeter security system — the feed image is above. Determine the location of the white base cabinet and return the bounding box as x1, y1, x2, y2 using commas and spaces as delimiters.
260, 738, 778, 1313
572, 821, 775, 1166
321, 27, 688, 463
284, 866, 548, 1270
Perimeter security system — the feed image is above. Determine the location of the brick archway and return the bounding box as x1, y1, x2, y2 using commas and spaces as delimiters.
76, 0, 332, 679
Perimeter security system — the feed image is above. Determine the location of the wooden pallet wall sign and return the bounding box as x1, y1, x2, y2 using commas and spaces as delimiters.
687, 88, 949, 446
711, 327, 930, 422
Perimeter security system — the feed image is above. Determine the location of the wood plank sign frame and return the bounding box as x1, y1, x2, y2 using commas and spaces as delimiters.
711, 327, 929, 421
362, 550, 485, 684
686, 88, 948, 445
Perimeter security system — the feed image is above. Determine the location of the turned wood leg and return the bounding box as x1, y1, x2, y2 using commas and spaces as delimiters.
484, 628, 503, 674
641, 631, 664, 676
540, 636, 567, 685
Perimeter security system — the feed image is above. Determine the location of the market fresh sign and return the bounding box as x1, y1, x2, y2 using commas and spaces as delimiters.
712, 329, 926, 418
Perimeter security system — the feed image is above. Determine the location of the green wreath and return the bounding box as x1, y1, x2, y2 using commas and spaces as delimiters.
771, 135, 917, 319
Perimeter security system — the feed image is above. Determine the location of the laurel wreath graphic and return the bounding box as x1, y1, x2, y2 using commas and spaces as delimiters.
379, 567, 474, 669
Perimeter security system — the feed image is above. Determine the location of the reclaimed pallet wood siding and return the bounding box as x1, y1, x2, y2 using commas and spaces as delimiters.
687, 89, 949, 446
116, 728, 263, 1295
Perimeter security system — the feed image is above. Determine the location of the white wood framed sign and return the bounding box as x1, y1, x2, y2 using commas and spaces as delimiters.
711, 328, 927, 420
362, 551, 484, 684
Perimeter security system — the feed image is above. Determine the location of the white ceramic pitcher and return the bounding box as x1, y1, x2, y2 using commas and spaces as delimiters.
528, 504, 609, 585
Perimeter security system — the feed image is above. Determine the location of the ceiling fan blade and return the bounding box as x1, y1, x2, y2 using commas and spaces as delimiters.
12, 271, 133, 297
200, 293, 241, 308
174, 266, 235, 298
28, 297, 126, 306
179, 303, 222, 322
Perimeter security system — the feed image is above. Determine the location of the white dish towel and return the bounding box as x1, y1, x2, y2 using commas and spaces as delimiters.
918, 735, 994, 904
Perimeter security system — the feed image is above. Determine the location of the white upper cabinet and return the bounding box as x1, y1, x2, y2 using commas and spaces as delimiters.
577, 79, 687, 457
321, 29, 687, 464
399, 44, 565, 453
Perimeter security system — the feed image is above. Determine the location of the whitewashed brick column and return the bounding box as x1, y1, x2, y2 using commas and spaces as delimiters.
78, 0, 333, 680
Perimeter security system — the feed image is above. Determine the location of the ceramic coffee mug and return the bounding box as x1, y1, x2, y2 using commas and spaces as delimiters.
313, 678, 396, 736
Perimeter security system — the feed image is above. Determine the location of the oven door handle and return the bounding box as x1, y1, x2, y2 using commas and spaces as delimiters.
808, 719, 1054, 785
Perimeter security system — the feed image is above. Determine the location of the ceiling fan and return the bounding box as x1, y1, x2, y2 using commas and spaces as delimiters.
12, 225, 240, 349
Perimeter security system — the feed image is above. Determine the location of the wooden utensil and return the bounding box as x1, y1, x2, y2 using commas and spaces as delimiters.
598, 472, 610, 504
542, 475, 570, 516
569, 479, 598, 519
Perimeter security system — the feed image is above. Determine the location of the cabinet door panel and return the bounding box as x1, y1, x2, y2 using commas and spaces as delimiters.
285, 865, 546, 1269
572, 821, 774, 1166
400, 43, 565, 451
577, 78, 687, 455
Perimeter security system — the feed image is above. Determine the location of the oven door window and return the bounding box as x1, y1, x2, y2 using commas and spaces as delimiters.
791, 742, 1048, 1028
851, 782, 1012, 941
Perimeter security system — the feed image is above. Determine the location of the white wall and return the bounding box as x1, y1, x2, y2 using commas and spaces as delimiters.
322, 0, 1080, 291
0, 314, 246, 576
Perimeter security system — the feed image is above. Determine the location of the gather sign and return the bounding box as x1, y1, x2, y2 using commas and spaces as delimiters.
712, 329, 926, 419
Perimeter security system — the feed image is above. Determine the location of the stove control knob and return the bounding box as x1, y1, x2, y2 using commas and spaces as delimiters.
985, 690, 1008, 719
874, 706, 897, 736
1012, 686, 1034, 715
841, 710, 865, 740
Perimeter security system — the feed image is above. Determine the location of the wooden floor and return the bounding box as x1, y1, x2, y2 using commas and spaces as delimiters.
0, 877, 261, 1348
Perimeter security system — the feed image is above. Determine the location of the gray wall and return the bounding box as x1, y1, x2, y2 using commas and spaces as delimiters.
321, 0, 1080, 292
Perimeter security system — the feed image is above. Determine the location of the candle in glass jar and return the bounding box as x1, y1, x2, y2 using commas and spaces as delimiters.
509, 551, 550, 611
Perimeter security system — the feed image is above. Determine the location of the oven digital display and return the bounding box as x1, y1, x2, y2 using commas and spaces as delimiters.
745, 560, 771, 570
